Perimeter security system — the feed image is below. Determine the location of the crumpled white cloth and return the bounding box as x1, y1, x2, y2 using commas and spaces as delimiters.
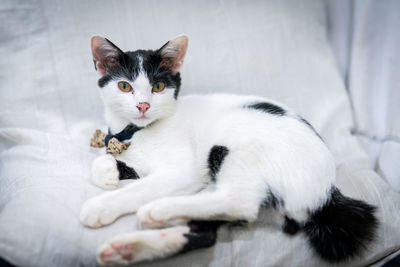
1, 0, 399, 266
328, 0, 400, 192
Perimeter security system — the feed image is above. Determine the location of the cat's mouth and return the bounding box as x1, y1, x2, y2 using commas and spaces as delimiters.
136, 114, 150, 120
132, 114, 154, 127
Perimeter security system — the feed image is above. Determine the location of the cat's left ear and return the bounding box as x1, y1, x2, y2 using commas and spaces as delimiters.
91, 36, 124, 76
158, 35, 188, 75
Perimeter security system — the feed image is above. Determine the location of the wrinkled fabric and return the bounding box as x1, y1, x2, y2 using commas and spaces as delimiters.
0, 0, 400, 266
328, 0, 400, 192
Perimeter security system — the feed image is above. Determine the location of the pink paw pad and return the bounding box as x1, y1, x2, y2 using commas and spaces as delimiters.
121, 244, 134, 260
100, 248, 115, 263
102, 248, 114, 257
111, 241, 123, 250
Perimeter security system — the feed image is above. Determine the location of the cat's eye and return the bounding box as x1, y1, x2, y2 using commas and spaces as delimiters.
152, 81, 166, 93
118, 81, 133, 92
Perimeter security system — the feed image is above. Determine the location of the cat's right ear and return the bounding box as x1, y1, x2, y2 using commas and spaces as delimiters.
91, 36, 124, 76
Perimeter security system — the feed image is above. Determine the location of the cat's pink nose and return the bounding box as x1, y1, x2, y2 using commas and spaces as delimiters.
137, 102, 150, 113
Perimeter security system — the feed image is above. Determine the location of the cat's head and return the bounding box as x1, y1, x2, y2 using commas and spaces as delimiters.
91, 35, 188, 127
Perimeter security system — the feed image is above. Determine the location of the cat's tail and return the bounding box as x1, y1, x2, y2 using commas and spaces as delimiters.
303, 186, 378, 263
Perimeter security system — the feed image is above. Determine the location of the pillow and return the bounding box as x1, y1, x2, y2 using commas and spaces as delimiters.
1, 0, 399, 266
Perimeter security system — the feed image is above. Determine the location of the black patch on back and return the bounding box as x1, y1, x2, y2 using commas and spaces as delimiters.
246, 102, 286, 116
282, 216, 302, 235
207, 145, 229, 182
304, 186, 378, 262
116, 160, 140, 180
262, 188, 284, 209
299, 117, 323, 140
98, 49, 181, 99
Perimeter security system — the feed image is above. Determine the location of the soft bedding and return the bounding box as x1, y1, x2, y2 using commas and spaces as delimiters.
327, 0, 400, 192
1, 0, 400, 266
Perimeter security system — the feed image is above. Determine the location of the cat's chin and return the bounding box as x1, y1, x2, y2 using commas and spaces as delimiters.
131, 117, 155, 128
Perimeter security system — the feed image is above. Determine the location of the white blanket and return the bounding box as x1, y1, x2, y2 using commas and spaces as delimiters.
1, 0, 399, 266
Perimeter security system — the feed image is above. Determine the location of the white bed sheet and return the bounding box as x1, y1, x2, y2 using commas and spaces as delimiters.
1, 0, 400, 266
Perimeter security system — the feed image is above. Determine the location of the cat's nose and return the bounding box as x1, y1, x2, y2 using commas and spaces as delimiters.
136, 102, 150, 113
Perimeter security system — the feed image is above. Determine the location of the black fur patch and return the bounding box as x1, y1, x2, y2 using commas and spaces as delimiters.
304, 186, 378, 262
177, 220, 248, 255
98, 75, 113, 88
246, 102, 286, 116
208, 145, 229, 181
116, 160, 140, 180
179, 220, 225, 254
262, 188, 284, 209
0, 257, 15, 267
228, 220, 248, 227
97, 49, 181, 99
282, 216, 301, 235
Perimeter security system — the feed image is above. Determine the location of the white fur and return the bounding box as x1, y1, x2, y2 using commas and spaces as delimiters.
137, 55, 144, 72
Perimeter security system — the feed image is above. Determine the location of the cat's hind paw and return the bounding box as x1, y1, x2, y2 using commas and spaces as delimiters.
97, 226, 190, 265
98, 241, 135, 265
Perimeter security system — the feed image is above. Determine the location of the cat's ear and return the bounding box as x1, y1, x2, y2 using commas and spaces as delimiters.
158, 35, 188, 75
91, 36, 124, 76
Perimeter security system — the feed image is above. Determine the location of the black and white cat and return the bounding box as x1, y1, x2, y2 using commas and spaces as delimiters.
80, 35, 378, 265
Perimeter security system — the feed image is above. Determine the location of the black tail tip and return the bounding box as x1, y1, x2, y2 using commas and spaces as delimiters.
304, 187, 379, 263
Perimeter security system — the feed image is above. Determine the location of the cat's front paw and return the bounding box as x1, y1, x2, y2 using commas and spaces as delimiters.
80, 197, 119, 228
137, 201, 186, 229
92, 154, 119, 190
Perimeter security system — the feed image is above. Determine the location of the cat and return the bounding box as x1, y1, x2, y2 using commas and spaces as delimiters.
80, 35, 378, 265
